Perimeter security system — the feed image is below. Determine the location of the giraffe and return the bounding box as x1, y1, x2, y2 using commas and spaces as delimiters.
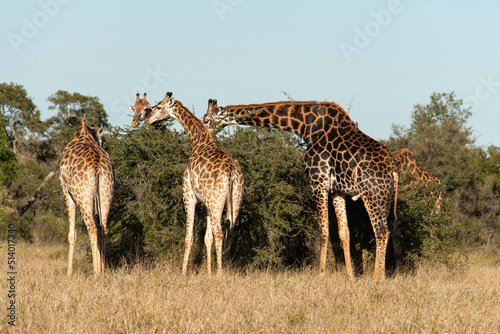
203, 100, 398, 279
129, 93, 151, 127
392, 148, 441, 185
131, 92, 244, 275
60, 120, 115, 276
391, 148, 443, 212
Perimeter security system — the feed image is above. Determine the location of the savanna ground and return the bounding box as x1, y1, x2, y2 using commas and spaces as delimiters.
1, 243, 499, 333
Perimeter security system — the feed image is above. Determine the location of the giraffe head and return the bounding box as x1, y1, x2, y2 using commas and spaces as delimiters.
203, 98, 235, 133
144, 92, 176, 125
94, 126, 105, 147
203, 99, 221, 133
71, 120, 103, 146
129, 93, 152, 127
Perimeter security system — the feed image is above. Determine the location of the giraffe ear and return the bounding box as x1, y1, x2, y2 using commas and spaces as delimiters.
166, 98, 175, 108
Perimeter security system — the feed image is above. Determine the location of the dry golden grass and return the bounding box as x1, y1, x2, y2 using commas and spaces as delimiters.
1, 243, 499, 333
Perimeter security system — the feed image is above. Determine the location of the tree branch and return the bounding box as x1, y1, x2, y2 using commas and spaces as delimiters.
18, 170, 57, 216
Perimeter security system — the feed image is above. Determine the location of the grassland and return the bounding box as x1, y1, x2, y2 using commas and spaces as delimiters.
1, 243, 499, 333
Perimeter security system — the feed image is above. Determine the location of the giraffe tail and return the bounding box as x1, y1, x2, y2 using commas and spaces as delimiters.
393, 171, 399, 222
223, 175, 236, 261
93, 171, 105, 240
392, 171, 402, 268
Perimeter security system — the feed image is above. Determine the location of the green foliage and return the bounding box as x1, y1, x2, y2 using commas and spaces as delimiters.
45, 90, 109, 155
214, 128, 318, 269
389, 92, 475, 189
395, 183, 456, 264
0, 117, 17, 186
105, 124, 191, 263
105, 125, 318, 270
387, 91, 500, 252
476, 146, 500, 193
0, 82, 44, 141
0, 186, 15, 238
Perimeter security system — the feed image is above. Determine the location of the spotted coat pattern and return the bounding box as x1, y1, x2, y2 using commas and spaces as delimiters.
132, 93, 244, 275
60, 121, 114, 276
204, 100, 398, 279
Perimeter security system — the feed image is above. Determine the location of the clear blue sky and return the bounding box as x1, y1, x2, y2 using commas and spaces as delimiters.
2, 0, 499, 147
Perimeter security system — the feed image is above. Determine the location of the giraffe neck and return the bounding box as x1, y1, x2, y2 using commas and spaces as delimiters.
172, 101, 213, 149
221, 101, 355, 145
393, 149, 440, 185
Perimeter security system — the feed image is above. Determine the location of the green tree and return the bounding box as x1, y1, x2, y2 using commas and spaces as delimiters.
476, 145, 500, 193
104, 124, 318, 270
45, 91, 110, 155
215, 127, 317, 269
387, 92, 498, 253
0, 82, 43, 154
389, 92, 475, 188
0, 117, 17, 186
105, 123, 191, 263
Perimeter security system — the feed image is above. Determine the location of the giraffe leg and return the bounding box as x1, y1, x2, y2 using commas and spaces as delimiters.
182, 194, 197, 275
364, 200, 390, 280
312, 186, 330, 275
332, 194, 355, 279
63, 187, 77, 277
82, 209, 101, 276
205, 215, 213, 276
373, 226, 389, 280
211, 208, 225, 276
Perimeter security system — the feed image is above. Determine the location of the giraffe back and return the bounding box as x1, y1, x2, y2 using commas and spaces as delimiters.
60, 122, 114, 209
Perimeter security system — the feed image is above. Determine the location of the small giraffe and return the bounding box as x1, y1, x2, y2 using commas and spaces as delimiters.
131, 93, 244, 275
60, 120, 115, 276
391, 148, 443, 213
204, 100, 398, 279
129, 93, 151, 127
392, 148, 440, 185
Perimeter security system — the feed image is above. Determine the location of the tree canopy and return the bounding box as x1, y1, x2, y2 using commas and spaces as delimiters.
0, 82, 43, 153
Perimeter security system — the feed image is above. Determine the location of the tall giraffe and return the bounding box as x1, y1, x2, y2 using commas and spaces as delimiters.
203, 100, 398, 279
391, 148, 443, 212
131, 93, 244, 275
60, 121, 115, 276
